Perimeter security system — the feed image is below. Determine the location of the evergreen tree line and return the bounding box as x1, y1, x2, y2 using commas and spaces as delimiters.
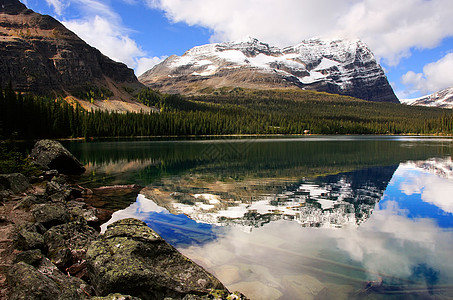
1, 85, 453, 140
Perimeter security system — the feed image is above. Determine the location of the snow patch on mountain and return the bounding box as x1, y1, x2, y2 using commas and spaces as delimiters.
139, 36, 399, 103
402, 86, 453, 108
166, 37, 367, 84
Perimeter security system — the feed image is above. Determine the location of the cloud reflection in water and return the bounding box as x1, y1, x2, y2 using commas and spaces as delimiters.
102, 159, 453, 299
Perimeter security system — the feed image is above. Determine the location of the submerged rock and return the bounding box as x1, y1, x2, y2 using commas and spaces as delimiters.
29, 140, 85, 174
86, 218, 227, 299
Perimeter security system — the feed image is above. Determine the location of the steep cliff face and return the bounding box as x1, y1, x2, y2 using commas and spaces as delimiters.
0, 0, 143, 98
139, 37, 399, 103
402, 86, 453, 108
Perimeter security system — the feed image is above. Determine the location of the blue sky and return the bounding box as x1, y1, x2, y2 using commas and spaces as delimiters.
21, 0, 453, 100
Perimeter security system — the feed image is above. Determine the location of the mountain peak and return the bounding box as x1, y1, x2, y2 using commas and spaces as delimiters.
0, 0, 143, 98
0, 0, 28, 15
402, 86, 453, 108
139, 38, 398, 103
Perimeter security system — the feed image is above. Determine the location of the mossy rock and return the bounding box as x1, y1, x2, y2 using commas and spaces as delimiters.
8, 260, 91, 300
14, 227, 45, 251
14, 249, 43, 266
86, 218, 227, 300
29, 140, 85, 174
44, 220, 98, 268
32, 203, 70, 229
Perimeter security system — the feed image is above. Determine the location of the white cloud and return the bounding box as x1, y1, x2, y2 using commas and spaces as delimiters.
402, 53, 453, 95
397, 161, 453, 214
45, 0, 67, 15
63, 16, 144, 68
47, 0, 162, 75
147, 0, 453, 66
135, 56, 166, 76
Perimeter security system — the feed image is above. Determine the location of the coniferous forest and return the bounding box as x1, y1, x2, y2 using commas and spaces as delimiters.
1, 85, 452, 139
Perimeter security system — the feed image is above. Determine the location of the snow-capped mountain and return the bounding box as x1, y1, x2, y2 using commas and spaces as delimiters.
402, 86, 453, 108
410, 157, 453, 180
139, 37, 399, 103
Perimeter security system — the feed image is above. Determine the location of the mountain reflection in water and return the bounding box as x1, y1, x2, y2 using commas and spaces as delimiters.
103, 159, 453, 299
66, 137, 453, 299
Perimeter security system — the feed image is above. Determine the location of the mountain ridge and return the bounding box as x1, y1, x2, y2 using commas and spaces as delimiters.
0, 0, 144, 103
402, 86, 453, 108
139, 37, 399, 103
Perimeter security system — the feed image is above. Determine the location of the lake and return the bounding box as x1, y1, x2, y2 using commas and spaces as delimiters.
65, 136, 453, 299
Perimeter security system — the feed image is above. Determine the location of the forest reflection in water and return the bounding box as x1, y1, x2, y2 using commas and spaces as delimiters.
65, 136, 453, 299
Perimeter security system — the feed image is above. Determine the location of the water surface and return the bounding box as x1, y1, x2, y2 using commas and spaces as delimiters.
66, 136, 453, 299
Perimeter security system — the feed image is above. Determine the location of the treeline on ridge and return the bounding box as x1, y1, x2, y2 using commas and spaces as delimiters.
1, 85, 453, 139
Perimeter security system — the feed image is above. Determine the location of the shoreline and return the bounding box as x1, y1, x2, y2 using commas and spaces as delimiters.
3, 133, 453, 144
0, 140, 246, 299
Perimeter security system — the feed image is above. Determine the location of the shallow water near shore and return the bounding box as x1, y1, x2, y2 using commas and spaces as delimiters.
65, 136, 453, 299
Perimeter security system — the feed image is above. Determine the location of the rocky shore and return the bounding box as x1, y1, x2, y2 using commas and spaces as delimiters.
0, 140, 246, 300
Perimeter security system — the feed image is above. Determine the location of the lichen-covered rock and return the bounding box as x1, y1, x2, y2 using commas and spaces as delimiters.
0, 173, 30, 194
67, 200, 100, 225
29, 140, 85, 174
44, 220, 98, 270
13, 195, 46, 211
8, 258, 93, 300
14, 249, 44, 266
14, 227, 45, 251
32, 203, 70, 229
8, 262, 61, 300
86, 218, 227, 300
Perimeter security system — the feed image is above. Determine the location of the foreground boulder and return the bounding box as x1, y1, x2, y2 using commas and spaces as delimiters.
86, 218, 227, 299
8, 259, 92, 300
0, 173, 30, 194
29, 140, 85, 174
44, 220, 98, 272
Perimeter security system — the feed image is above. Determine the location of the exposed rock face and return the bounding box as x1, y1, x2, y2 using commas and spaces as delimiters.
0, 0, 143, 98
86, 218, 227, 299
29, 139, 85, 174
139, 37, 399, 103
402, 86, 453, 108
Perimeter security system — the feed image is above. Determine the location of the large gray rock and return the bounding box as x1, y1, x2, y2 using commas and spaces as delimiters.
32, 203, 70, 229
8, 262, 61, 300
8, 260, 91, 300
86, 218, 227, 300
30, 140, 85, 174
0, 173, 30, 194
14, 228, 45, 251
44, 220, 98, 270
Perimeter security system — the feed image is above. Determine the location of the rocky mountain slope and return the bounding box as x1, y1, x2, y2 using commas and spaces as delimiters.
402, 86, 453, 108
0, 0, 144, 103
139, 37, 399, 103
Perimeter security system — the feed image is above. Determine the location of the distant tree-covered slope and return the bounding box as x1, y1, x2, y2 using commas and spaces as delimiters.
1, 86, 452, 139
